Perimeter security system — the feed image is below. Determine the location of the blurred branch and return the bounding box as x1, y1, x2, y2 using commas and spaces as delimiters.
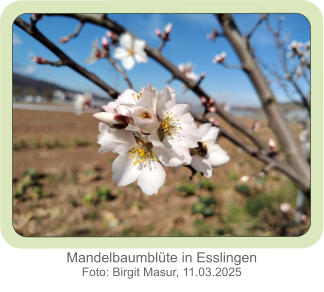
106, 54, 134, 89
14, 17, 120, 99
265, 17, 310, 114
246, 14, 268, 39
217, 14, 309, 192
60, 21, 84, 43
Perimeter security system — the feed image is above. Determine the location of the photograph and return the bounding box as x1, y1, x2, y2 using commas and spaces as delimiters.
12, 13, 310, 237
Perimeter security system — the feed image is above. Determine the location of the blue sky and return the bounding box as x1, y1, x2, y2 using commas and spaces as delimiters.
13, 13, 310, 106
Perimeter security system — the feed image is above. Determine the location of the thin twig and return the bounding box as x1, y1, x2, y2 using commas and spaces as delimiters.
106, 54, 133, 89
246, 14, 268, 39
61, 21, 84, 43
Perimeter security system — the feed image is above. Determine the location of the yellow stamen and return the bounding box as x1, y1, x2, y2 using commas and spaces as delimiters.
141, 111, 152, 119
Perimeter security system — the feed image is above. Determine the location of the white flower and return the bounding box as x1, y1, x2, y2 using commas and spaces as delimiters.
189, 123, 230, 177
178, 62, 199, 81
240, 175, 250, 183
148, 86, 199, 166
280, 202, 291, 213
212, 52, 226, 64
114, 33, 147, 70
97, 123, 165, 195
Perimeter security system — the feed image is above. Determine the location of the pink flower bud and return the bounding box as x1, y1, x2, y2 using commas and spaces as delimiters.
155, 28, 162, 38
164, 23, 173, 34
268, 138, 276, 151
106, 30, 117, 40
60, 36, 70, 44
32, 57, 48, 64
209, 106, 217, 113
200, 96, 207, 104
33, 14, 43, 21
240, 175, 250, 183
93, 112, 129, 129
101, 36, 109, 50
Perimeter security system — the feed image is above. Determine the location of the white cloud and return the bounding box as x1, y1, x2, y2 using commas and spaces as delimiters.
13, 33, 22, 46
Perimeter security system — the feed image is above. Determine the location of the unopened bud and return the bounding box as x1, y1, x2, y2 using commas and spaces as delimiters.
209, 106, 217, 113
32, 57, 48, 64
33, 14, 43, 21
164, 23, 173, 34
93, 112, 129, 129
200, 96, 207, 104
268, 138, 276, 151
101, 36, 109, 50
60, 36, 70, 44
155, 28, 162, 38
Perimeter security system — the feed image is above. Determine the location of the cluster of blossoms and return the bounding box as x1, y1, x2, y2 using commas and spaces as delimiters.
287, 40, 310, 60
155, 23, 173, 42
93, 84, 230, 195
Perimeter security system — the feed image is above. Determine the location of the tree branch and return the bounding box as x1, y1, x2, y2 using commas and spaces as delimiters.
217, 14, 310, 191
14, 17, 120, 99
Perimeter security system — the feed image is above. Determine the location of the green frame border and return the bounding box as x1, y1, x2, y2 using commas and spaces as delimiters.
0, 0, 322, 248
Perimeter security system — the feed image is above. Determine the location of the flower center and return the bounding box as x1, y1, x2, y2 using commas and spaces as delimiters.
129, 141, 158, 166
141, 111, 152, 119
128, 48, 135, 56
158, 112, 182, 141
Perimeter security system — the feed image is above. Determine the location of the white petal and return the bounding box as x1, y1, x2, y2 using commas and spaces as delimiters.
113, 47, 129, 60
112, 153, 142, 186
170, 104, 190, 116
191, 155, 213, 178
134, 38, 146, 51
134, 51, 148, 63
202, 125, 219, 142
157, 87, 175, 116
137, 162, 166, 195
153, 145, 186, 167
207, 144, 230, 167
119, 33, 133, 50
122, 56, 135, 70
197, 123, 212, 139
117, 89, 137, 105
98, 128, 135, 154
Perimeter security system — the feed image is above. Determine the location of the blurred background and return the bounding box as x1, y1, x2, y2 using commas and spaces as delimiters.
13, 13, 310, 237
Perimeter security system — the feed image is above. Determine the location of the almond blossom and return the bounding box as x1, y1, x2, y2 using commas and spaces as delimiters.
212, 52, 227, 64
97, 123, 165, 195
114, 33, 147, 70
178, 62, 199, 82
94, 84, 229, 194
189, 123, 230, 177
